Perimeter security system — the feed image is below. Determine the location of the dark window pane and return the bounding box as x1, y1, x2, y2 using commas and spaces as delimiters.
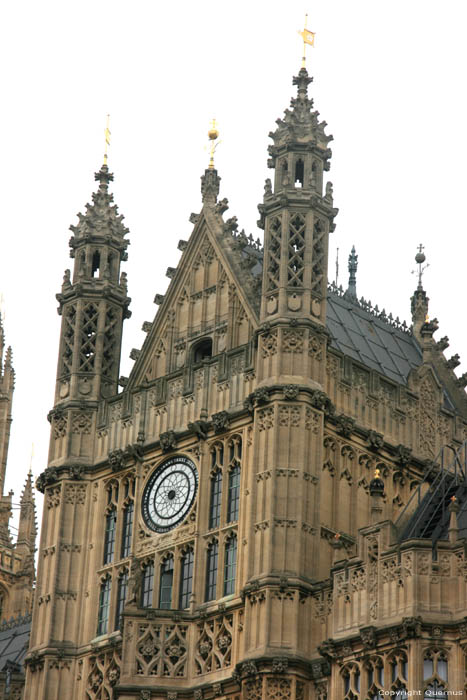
159, 557, 173, 609
121, 502, 134, 559
209, 472, 222, 529
179, 549, 194, 609
115, 572, 128, 630
97, 578, 111, 635
141, 562, 154, 608
103, 509, 117, 565
223, 536, 237, 595
205, 542, 218, 602
227, 466, 240, 523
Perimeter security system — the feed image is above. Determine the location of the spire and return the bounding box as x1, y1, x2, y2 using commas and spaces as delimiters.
68, 164, 129, 265
17, 470, 37, 556
344, 245, 358, 302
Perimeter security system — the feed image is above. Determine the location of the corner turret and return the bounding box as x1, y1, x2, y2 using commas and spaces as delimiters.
259, 67, 338, 326
51, 164, 131, 465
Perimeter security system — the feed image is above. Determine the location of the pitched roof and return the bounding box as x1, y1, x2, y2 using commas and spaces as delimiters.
326, 290, 422, 385
0, 615, 31, 672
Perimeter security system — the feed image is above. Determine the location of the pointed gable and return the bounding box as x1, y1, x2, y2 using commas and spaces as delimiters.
128, 193, 260, 389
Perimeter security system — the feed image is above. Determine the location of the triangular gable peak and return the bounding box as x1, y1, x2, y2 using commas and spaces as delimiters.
128, 189, 260, 390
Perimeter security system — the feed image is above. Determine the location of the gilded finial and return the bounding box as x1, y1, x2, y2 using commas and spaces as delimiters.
103, 114, 111, 165
413, 243, 429, 290
298, 13, 315, 68
374, 468, 380, 479
208, 119, 219, 170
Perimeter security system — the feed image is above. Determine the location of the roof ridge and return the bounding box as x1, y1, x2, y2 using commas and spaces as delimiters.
327, 282, 412, 336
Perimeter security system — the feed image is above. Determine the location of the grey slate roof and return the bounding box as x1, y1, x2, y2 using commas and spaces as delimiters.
326, 291, 422, 385
0, 615, 31, 672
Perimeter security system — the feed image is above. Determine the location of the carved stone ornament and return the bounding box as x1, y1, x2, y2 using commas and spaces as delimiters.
36, 467, 59, 493
160, 430, 177, 452
367, 430, 384, 451
241, 660, 258, 677
400, 616, 422, 639
396, 444, 412, 466
360, 625, 377, 649
283, 384, 300, 401
212, 410, 230, 433
188, 420, 210, 441
335, 414, 355, 438
272, 657, 288, 673
109, 448, 125, 472
310, 389, 335, 415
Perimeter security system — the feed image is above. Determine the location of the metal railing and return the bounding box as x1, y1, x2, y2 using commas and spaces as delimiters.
396, 441, 467, 542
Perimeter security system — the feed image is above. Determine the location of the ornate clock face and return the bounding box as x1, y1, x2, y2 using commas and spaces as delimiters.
142, 456, 198, 533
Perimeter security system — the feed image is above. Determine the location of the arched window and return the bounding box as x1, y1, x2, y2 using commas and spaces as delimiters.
141, 561, 154, 608
209, 470, 222, 529
121, 502, 134, 559
158, 555, 173, 609
97, 577, 111, 636
227, 466, 240, 523
115, 570, 128, 631
295, 158, 304, 187
423, 649, 448, 700
342, 662, 360, 699
103, 508, 117, 565
179, 548, 194, 609
193, 338, 212, 363
91, 250, 101, 277
205, 541, 219, 602
366, 656, 384, 700
388, 650, 408, 699
227, 436, 241, 523
223, 535, 237, 596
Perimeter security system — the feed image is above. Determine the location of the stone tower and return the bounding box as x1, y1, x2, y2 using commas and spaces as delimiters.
25, 64, 467, 700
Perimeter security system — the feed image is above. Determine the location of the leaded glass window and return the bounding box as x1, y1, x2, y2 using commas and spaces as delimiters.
121, 502, 134, 559
209, 471, 222, 529
158, 556, 173, 609
179, 548, 194, 609
103, 508, 117, 565
115, 571, 128, 630
97, 577, 111, 636
227, 466, 240, 523
223, 535, 237, 596
205, 541, 218, 602
141, 561, 154, 608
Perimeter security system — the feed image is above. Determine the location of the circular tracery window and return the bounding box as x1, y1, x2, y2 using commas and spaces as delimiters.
142, 455, 198, 533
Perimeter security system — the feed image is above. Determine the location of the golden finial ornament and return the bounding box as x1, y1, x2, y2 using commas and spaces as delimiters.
208, 119, 219, 170
103, 114, 111, 165
298, 13, 315, 68
374, 468, 381, 479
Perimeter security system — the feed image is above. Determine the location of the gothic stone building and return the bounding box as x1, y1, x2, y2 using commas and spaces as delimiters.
0, 317, 37, 699
24, 67, 467, 699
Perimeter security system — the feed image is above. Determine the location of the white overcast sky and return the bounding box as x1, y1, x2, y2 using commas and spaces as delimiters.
1, 0, 466, 533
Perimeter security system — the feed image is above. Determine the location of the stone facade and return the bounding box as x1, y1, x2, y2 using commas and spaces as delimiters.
24, 66, 467, 700
0, 317, 37, 699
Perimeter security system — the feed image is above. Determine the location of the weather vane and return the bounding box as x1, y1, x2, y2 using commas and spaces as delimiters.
207, 119, 220, 169
298, 13, 315, 68
103, 114, 111, 165
412, 243, 429, 289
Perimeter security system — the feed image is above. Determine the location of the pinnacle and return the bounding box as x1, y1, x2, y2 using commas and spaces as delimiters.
69, 165, 129, 241
4, 346, 13, 370
20, 471, 35, 504
201, 167, 221, 206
